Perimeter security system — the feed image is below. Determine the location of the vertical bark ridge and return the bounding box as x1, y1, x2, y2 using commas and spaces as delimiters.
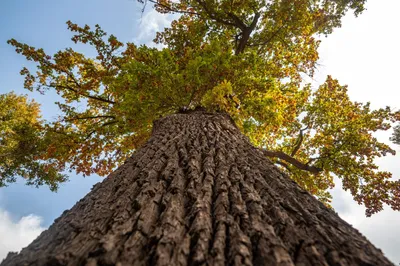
1, 111, 394, 266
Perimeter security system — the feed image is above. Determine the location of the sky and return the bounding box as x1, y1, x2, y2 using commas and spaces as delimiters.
0, 0, 399, 263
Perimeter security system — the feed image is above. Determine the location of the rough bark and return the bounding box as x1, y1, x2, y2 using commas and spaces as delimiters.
1, 111, 393, 266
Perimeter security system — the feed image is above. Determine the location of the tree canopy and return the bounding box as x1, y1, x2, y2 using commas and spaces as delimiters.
3, 0, 400, 216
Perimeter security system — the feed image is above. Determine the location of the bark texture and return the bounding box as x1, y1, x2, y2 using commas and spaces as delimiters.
1, 111, 393, 266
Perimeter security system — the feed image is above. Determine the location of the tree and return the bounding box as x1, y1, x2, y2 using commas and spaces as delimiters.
3, 0, 399, 216
391, 125, 400, 145
0, 0, 398, 264
0, 93, 66, 190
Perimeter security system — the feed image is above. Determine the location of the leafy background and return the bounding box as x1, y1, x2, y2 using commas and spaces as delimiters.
0, 0, 399, 263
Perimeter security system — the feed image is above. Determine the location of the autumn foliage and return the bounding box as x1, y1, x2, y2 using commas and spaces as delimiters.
2, 0, 400, 216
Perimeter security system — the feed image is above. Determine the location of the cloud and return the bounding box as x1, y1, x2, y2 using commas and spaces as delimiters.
356, 208, 400, 264
134, 8, 175, 48
330, 181, 400, 264
0, 209, 45, 261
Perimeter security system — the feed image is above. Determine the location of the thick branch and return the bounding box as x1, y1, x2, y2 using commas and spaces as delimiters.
262, 149, 322, 174
235, 12, 260, 55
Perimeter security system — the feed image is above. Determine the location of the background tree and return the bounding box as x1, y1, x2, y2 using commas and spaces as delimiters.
2, 0, 399, 217
391, 125, 400, 145
0, 93, 66, 190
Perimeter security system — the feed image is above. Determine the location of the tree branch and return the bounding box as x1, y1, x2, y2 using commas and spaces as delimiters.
194, 0, 238, 28
53, 84, 116, 104
235, 12, 260, 55
83, 120, 118, 140
146, 0, 260, 55
262, 149, 322, 174
275, 160, 291, 172
100, 121, 118, 128
63, 115, 116, 122
248, 24, 286, 47
227, 12, 247, 30
291, 126, 309, 157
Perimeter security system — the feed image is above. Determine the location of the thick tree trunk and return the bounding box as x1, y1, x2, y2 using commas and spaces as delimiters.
1, 111, 393, 266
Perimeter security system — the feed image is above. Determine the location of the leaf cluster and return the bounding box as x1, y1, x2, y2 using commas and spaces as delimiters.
0, 93, 66, 190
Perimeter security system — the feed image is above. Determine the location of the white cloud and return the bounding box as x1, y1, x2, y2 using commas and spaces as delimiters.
134, 7, 175, 48
0, 209, 45, 261
330, 183, 400, 264
314, 0, 400, 109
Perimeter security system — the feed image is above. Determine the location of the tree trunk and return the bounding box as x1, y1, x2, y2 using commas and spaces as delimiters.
1, 111, 393, 266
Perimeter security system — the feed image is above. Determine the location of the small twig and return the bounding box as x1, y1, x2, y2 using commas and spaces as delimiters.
147, 0, 199, 15
63, 115, 116, 122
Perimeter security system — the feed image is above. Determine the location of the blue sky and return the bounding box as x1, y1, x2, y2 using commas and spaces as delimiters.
1, 0, 400, 263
